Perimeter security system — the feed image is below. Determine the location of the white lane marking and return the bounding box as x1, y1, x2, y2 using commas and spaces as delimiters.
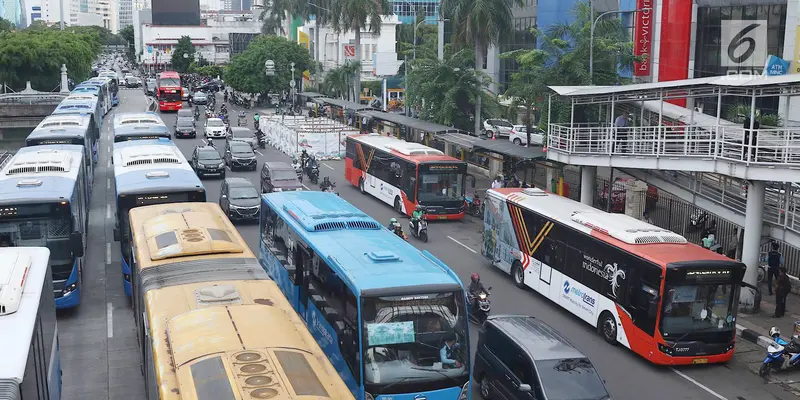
106, 302, 114, 338
105, 243, 111, 265
302, 183, 310, 190
255, 150, 263, 156
107, 159, 111, 168
107, 178, 111, 190
106, 204, 111, 219
107, 146, 111, 153
670, 369, 728, 400
202, 139, 208, 145
322, 163, 334, 170
447, 236, 478, 254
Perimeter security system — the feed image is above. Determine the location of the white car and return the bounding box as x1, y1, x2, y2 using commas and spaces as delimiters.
509, 125, 545, 146
205, 118, 227, 138
483, 118, 514, 138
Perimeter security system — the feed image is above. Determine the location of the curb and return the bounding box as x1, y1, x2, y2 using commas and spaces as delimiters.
737, 323, 774, 348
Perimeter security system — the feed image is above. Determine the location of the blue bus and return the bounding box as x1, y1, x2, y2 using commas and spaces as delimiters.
92, 76, 118, 107
0, 145, 88, 309
0, 247, 61, 400
259, 191, 471, 400
76, 80, 111, 114
70, 85, 107, 115
52, 97, 103, 136
112, 112, 170, 143
111, 139, 206, 296
30, 114, 99, 167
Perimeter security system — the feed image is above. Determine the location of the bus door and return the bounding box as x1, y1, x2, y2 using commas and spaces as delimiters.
294, 245, 310, 314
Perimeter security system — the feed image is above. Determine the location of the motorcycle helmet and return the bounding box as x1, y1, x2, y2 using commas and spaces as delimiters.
770, 327, 781, 338
471, 273, 480, 283
416, 205, 422, 211
390, 217, 397, 224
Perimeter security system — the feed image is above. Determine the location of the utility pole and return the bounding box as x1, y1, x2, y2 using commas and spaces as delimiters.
59, 0, 65, 30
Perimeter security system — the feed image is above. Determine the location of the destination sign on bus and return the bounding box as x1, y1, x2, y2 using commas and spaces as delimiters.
426, 164, 460, 170
35, 139, 76, 145
123, 136, 164, 141
135, 193, 188, 206
685, 269, 731, 280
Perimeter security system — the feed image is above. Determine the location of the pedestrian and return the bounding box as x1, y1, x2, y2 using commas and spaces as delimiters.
614, 112, 628, 153
491, 176, 503, 190
643, 210, 653, 224
767, 241, 784, 296
774, 267, 791, 318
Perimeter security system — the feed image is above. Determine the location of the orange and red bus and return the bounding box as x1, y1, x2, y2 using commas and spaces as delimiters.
483, 187, 749, 365
156, 71, 182, 111
345, 134, 470, 220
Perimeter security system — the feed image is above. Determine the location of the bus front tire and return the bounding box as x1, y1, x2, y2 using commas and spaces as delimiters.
511, 262, 525, 289
359, 178, 366, 194
394, 197, 403, 215
598, 311, 618, 345
479, 375, 492, 399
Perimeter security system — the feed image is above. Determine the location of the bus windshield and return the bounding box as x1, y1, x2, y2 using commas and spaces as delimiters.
160, 78, 181, 87
0, 205, 73, 278
361, 291, 469, 389
660, 281, 737, 338
418, 168, 465, 204
159, 90, 181, 102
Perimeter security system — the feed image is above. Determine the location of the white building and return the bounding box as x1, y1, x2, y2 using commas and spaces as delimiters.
96, 0, 117, 32
40, 0, 76, 25
118, 0, 132, 29
134, 11, 260, 67
26, 2, 42, 25
298, 15, 402, 80
76, 10, 101, 26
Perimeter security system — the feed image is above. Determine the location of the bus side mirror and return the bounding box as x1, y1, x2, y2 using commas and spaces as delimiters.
648, 296, 660, 317
70, 232, 84, 258
113, 228, 121, 242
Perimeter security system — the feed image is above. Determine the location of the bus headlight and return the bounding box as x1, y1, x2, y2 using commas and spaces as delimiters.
62, 282, 77, 295
124, 273, 131, 282
364, 392, 375, 400
459, 381, 469, 400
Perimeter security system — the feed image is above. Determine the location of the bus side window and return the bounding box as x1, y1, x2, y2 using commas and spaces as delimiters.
404, 163, 416, 203
260, 207, 276, 245
347, 141, 359, 169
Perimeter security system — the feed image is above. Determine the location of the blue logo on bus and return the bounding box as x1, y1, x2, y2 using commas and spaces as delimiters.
564, 280, 596, 307
563, 280, 570, 294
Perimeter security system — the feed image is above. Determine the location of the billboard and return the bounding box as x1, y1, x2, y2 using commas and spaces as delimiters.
152, 0, 200, 25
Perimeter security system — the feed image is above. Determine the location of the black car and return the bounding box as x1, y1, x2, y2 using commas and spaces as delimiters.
260, 162, 304, 193
224, 141, 257, 171
175, 117, 197, 138
197, 80, 223, 92
125, 76, 141, 88
219, 177, 261, 221
145, 81, 157, 96
177, 109, 194, 119
473, 315, 610, 400
191, 145, 225, 178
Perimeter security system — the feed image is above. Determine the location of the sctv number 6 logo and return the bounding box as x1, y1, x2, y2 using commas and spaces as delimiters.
722, 20, 767, 67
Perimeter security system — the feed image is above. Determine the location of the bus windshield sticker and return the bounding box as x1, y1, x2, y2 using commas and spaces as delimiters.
671, 286, 698, 303
366, 321, 415, 346
422, 175, 439, 184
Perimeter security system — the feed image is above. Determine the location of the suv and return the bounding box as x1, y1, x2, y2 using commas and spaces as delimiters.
483, 119, 514, 138
191, 145, 225, 178
224, 141, 257, 171
473, 315, 610, 400
219, 177, 261, 221
144, 79, 157, 95
260, 162, 304, 193
509, 125, 545, 146
227, 127, 257, 150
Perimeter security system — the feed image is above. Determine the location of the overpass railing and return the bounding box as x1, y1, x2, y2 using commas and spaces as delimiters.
0, 93, 68, 105
548, 124, 800, 166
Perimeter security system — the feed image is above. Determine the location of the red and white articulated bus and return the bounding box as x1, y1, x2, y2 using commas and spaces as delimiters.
156, 71, 182, 112
482, 187, 748, 365
344, 134, 470, 220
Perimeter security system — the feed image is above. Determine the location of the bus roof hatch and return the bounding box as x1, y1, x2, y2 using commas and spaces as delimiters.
571, 210, 687, 245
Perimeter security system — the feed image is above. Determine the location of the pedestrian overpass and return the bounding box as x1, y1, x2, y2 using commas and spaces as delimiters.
546, 74, 800, 310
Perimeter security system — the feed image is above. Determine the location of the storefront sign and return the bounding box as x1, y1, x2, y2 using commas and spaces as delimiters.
764, 55, 789, 76
633, 0, 653, 76
794, 27, 800, 74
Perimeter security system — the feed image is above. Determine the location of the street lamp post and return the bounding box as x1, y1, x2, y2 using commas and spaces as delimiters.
290, 62, 296, 108
589, 7, 651, 84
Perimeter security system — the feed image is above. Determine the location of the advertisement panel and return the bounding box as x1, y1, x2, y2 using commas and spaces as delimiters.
633, 0, 654, 76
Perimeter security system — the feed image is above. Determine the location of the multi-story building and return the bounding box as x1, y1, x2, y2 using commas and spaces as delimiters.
96, 0, 117, 32
392, 0, 440, 24
1, 0, 24, 26
119, 0, 133, 28
26, 2, 41, 25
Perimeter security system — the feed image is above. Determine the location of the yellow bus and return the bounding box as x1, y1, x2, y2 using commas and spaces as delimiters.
128, 202, 355, 400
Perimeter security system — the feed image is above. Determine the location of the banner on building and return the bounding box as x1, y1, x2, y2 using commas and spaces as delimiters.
721, 20, 767, 68
794, 28, 800, 73
633, 0, 653, 76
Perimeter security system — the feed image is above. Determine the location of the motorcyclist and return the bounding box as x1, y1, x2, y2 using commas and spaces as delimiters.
388, 217, 398, 230
220, 103, 228, 115
468, 273, 487, 307
300, 149, 309, 169
207, 138, 214, 148
194, 105, 200, 120
224, 90, 229, 103
411, 205, 424, 234
320, 176, 334, 191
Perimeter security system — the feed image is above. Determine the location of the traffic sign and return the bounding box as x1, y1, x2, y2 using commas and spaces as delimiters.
147, 45, 152, 54
265, 59, 275, 76
289, 80, 296, 88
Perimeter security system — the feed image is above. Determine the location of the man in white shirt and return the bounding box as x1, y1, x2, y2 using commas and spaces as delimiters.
491, 177, 503, 189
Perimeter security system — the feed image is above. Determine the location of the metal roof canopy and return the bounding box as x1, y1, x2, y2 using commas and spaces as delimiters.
298, 91, 325, 99
549, 73, 800, 105
358, 110, 462, 134
436, 133, 546, 161
318, 97, 372, 111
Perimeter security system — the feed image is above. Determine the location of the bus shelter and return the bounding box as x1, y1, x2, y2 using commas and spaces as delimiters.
356, 109, 461, 144
317, 98, 373, 124
435, 132, 546, 182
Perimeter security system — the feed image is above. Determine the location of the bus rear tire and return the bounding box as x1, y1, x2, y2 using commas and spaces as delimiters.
511, 262, 525, 289
598, 311, 618, 345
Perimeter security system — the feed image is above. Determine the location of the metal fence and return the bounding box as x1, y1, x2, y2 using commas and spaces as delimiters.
530, 163, 800, 277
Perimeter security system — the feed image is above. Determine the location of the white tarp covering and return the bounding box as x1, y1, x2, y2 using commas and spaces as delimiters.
263, 116, 359, 160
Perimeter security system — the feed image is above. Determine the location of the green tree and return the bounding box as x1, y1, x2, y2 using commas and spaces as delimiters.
322, 60, 361, 99
258, 0, 291, 35
0, 29, 98, 90
193, 65, 224, 79
329, 0, 391, 101
224, 35, 312, 94
406, 49, 496, 132
119, 25, 136, 64
396, 10, 438, 60
170, 36, 195, 73
0, 17, 13, 32
502, 48, 546, 144
441, 0, 522, 135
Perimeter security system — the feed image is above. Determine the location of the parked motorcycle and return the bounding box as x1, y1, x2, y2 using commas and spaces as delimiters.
409, 215, 428, 243
468, 287, 492, 324
760, 327, 800, 376
689, 210, 709, 231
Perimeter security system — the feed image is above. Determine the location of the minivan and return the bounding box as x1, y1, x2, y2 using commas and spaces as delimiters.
473, 315, 610, 400
260, 162, 304, 193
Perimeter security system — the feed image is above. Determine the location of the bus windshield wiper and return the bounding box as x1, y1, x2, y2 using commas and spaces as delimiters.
410, 365, 462, 386
670, 325, 725, 345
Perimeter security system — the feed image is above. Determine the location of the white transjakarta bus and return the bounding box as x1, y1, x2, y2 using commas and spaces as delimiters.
0, 247, 61, 399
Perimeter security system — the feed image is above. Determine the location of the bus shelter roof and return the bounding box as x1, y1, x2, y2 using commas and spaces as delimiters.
358, 110, 461, 134
298, 91, 325, 99
318, 97, 372, 111
436, 132, 546, 161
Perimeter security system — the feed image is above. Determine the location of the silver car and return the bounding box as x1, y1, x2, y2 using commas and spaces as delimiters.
227, 127, 257, 150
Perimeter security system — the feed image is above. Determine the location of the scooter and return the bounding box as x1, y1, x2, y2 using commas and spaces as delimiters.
308, 165, 320, 184
465, 191, 484, 217
468, 287, 492, 324
205, 108, 213, 118
760, 329, 800, 376
292, 159, 304, 182
392, 224, 408, 240
689, 210, 708, 232
409, 216, 428, 243
320, 181, 338, 196
256, 129, 266, 149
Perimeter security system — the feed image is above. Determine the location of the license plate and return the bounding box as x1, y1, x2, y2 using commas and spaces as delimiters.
438, 216, 447, 220
692, 358, 708, 364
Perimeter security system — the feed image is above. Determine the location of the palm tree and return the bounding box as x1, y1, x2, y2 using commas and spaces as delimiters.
328, 0, 391, 101
323, 61, 361, 99
441, 0, 522, 135
258, 0, 291, 35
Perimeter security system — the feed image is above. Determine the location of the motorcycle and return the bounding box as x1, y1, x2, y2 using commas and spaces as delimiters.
760, 330, 800, 376
205, 108, 213, 118
392, 224, 408, 240
256, 129, 266, 149
292, 159, 304, 182
237, 111, 247, 126
409, 215, 428, 242
194, 107, 200, 121
468, 287, 492, 324
320, 181, 338, 196
689, 210, 708, 232
308, 164, 320, 184
465, 191, 484, 218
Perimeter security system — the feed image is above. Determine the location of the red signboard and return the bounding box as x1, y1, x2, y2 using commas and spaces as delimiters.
344, 44, 356, 58
633, 0, 653, 76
